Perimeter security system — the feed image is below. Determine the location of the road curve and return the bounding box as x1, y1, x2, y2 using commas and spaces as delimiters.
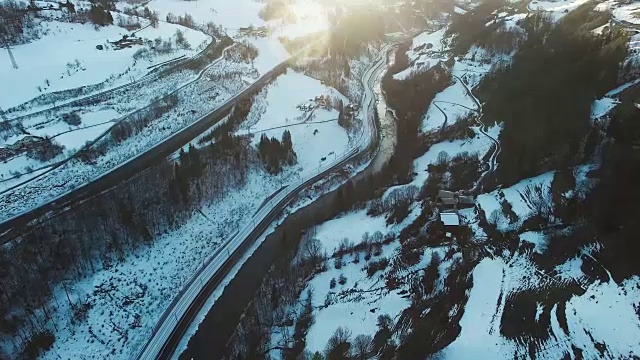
452, 73, 501, 193
135, 47, 393, 360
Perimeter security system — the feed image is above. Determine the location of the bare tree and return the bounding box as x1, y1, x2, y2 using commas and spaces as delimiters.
351, 334, 373, 359
325, 326, 352, 359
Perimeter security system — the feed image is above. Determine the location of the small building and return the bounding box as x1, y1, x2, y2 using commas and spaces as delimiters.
438, 190, 456, 199
458, 195, 475, 206
440, 212, 460, 227
437, 189, 475, 210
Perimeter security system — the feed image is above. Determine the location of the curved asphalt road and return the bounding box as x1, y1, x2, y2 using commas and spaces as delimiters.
134, 46, 393, 360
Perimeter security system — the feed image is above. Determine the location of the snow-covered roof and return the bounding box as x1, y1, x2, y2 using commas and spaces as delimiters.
438, 189, 456, 199
440, 212, 460, 226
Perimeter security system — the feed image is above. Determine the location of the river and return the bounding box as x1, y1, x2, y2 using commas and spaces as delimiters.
176, 46, 398, 360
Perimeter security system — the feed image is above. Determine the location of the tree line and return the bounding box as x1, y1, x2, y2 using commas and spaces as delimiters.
258, 130, 297, 174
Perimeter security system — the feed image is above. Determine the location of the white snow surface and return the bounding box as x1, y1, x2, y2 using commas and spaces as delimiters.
438, 252, 640, 359
38, 169, 293, 360
612, 2, 640, 25
440, 257, 510, 359
303, 207, 421, 353
592, 96, 619, 120
476, 171, 555, 231
240, 70, 350, 173
313, 209, 388, 254
422, 80, 477, 132
528, 0, 591, 20
519, 231, 549, 254
1, 19, 209, 109
563, 277, 640, 357
393, 28, 447, 81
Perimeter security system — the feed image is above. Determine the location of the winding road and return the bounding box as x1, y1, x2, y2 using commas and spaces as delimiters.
452, 74, 501, 192
134, 44, 394, 360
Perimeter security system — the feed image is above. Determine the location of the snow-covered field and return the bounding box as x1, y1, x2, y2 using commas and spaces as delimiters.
410, 125, 499, 188
0, 0, 333, 220
144, 0, 328, 74
422, 80, 477, 132
301, 207, 420, 354
0, 53, 257, 221
612, 1, 640, 24
37, 169, 292, 360
239, 70, 350, 172
438, 254, 640, 359
528, 0, 591, 19
1, 18, 209, 109
393, 28, 447, 81
476, 171, 555, 230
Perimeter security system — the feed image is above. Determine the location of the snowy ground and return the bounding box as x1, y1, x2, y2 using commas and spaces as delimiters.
528, 0, 591, 20
612, 1, 640, 25
422, 80, 477, 132
1, 18, 209, 109
238, 70, 351, 173
393, 28, 447, 81
476, 171, 554, 231
144, 0, 328, 75
410, 125, 498, 188
0, 0, 334, 219
35, 169, 293, 360
301, 207, 420, 354
0, 52, 257, 221
438, 254, 640, 359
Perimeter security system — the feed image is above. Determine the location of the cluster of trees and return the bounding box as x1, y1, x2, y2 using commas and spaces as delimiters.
382, 46, 452, 181
540, 90, 640, 282
198, 94, 255, 145
175, 29, 191, 50
257, 130, 297, 174
0, 127, 251, 355
237, 40, 259, 64
258, 0, 291, 21
415, 0, 454, 20
336, 99, 353, 130
165, 12, 195, 28
62, 112, 81, 126
0, 0, 36, 45
25, 137, 63, 162
122, 6, 160, 28
447, 0, 525, 55
422, 151, 482, 198
225, 229, 326, 359
478, 7, 628, 185
88, 2, 114, 26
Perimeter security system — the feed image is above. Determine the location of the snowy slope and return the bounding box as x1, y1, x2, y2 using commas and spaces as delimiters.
302, 207, 420, 354
476, 171, 555, 231
239, 70, 350, 172
37, 169, 294, 360
393, 28, 447, 81
1, 19, 209, 109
